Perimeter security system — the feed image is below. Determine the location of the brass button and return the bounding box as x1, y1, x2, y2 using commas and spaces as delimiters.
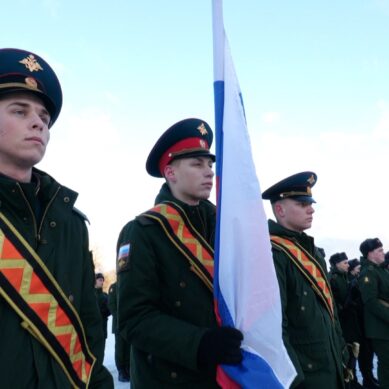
63, 196, 70, 203
68, 294, 74, 303
50, 221, 57, 228
303, 291, 307, 296
307, 363, 313, 369
301, 306, 305, 311
170, 372, 177, 379
174, 301, 181, 307
179, 281, 186, 288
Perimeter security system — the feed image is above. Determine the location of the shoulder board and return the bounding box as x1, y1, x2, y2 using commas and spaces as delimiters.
72, 207, 90, 224
136, 214, 156, 226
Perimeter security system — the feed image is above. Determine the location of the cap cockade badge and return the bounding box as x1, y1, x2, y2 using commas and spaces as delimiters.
197, 123, 208, 136
19, 54, 43, 73
307, 174, 316, 185
25, 77, 38, 89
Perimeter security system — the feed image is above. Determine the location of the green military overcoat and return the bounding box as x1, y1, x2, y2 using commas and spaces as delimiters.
0, 169, 113, 388
358, 257, 389, 387
358, 257, 389, 339
330, 268, 361, 343
108, 282, 118, 334
269, 220, 345, 389
117, 184, 219, 388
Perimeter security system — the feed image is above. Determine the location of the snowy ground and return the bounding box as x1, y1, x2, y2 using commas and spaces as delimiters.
104, 317, 130, 388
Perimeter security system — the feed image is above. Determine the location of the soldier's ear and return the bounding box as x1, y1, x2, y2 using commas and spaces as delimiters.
274, 202, 285, 218
164, 165, 176, 183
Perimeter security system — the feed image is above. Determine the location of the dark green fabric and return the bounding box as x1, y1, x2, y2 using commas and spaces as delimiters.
358, 257, 389, 339
0, 168, 113, 389
269, 219, 345, 389
359, 257, 389, 388
117, 183, 219, 388
330, 268, 361, 343
95, 288, 110, 338
108, 282, 130, 372
371, 339, 389, 388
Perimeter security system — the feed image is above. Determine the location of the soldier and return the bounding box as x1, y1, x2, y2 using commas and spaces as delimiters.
107, 281, 130, 382
116, 118, 243, 388
262, 171, 346, 388
347, 259, 378, 389
0, 48, 113, 387
359, 238, 389, 388
330, 254, 370, 388
348, 259, 361, 278
329, 253, 353, 338
95, 273, 110, 342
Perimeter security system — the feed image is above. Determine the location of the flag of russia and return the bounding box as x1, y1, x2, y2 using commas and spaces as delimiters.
212, 1, 297, 387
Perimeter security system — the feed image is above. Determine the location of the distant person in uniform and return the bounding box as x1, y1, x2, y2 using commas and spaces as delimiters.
329, 253, 366, 388
108, 281, 130, 382
329, 253, 352, 337
262, 171, 346, 388
359, 238, 389, 388
347, 259, 378, 388
95, 273, 110, 342
0, 48, 113, 387
116, 118, 243, 388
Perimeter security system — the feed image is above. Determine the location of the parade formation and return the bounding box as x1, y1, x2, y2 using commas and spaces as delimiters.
1, 13, 389, 389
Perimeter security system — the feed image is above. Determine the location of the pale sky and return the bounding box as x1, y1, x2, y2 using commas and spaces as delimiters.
3, 0, 389, 269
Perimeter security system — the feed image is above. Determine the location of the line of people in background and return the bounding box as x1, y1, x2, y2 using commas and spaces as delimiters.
93, 273, 131, 383
329, 241, 389, 388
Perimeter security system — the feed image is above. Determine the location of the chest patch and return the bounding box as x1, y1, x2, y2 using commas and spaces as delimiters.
117, 243, 130, 272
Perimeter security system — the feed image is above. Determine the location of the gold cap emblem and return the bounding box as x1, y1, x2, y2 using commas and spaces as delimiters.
307, 174, 316, 185
19, 54, 43, 73
197, 123, 208, 136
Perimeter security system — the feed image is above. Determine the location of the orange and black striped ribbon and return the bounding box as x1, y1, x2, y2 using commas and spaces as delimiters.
143, 201, 214, 291
0, 212, 95, 388
271, 235, 334, 320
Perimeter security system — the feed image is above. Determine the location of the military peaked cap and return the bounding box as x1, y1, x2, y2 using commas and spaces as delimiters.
0, 48, 62, 126
146, 118, 215, 177
262, 171, 317, 204
95, 273, 105, 281
359, 238, 382, 258
329, 252, 348, 266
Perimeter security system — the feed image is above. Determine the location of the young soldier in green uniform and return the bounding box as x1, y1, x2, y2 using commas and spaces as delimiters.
347, 259, 378, 388
262, 171, 346, 389
116, 118, 243, 388
107, 281, 130, 382
95, 273, 110, 342
0, 48, 113, 388
329, 253, 353, 339
359, 238, 389, 388
329, 253, 366, 388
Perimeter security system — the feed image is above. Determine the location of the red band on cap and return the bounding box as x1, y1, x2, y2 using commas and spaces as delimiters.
158, 137, 209, 176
